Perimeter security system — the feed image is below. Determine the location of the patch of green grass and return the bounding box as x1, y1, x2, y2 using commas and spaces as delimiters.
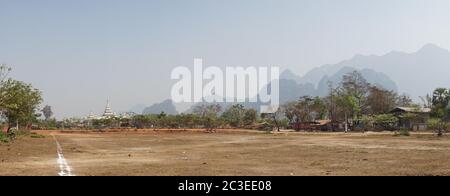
0, 132, 9, 143
30, 133, 45, 139
394, 128, 411, 137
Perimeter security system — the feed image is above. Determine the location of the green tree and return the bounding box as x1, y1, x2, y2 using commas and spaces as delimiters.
373, 114, 399, 131
243, 108, 257, 126
334, 92, 358, 132
427, 88, 450, 136
431, 88, 450, 119
312, 96, 327, 120
221, 104, 246, 127
0, 79, 43, 131
339, 71, 370, 118
428, 118, 448, 137
333, 71, 371, 132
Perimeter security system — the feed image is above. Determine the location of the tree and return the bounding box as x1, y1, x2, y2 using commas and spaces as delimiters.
0, 79, 43, 130
334, 92, 358, 132
295, 96, 315, 122
192, 104, 222, 132
283, 102, 297, 125
221, 104, 246, 127
312, 96, 327, 120
0, 64, 11, 84
431, 88, 450, 119
326, 81, 336, 123
332, 71, 371, 132
366, 86, 397, 115
427, 88, 450, 136
339, 71, 370, 118
42, 105, 53, 121
428, 118, 448, 137
420, 94, 433, 108
261, 108, 284, 132
397, 94, 413, 107
243, 109, 257, 126
373, 114, 399, 131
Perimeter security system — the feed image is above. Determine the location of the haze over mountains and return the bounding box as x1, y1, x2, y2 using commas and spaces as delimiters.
138, 44, 449, 114
142, 99, 178, 115
286, 44, 450, 100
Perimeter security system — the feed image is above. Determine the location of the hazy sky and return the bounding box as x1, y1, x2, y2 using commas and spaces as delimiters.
1, 0, 450, 118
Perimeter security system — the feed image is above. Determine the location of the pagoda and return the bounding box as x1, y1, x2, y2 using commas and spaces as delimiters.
103, 99, 116, 118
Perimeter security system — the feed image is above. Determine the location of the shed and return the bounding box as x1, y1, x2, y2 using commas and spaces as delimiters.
390, 107, 431, 131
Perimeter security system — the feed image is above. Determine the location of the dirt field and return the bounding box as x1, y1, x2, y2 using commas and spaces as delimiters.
1, 129, 450, 176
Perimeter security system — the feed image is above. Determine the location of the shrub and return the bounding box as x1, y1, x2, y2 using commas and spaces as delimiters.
428, 118, 448, 137
0, 132, 8, 143
394, 128, 410, 137
374, 114, 399, 131
258, 121, 274, 132
30, 133, 45, 138
360, 115, 375, 131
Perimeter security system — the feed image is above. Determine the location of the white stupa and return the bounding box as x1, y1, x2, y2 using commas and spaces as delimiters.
87, 110, 97, 120
103, 99, 116, 118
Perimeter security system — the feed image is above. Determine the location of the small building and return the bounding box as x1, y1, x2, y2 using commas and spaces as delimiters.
291, 120, 344, 132
390, 107, 431, 131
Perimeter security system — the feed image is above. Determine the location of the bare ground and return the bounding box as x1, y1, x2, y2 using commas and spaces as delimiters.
1, 130, 450, 176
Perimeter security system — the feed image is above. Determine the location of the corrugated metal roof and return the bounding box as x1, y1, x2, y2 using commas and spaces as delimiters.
393, 107, 431, 113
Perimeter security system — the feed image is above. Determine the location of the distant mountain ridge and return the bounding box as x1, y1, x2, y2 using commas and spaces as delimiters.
283, 44, 450, 100
142, 99, 178, 115
280, 66, 398, 100
161, 44, 447, 113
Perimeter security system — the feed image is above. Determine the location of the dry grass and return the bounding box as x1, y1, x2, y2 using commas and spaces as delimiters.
1, 130, 450, 176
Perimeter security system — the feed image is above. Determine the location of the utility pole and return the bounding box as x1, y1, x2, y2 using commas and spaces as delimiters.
344, 113, 348, 133
328, 81, 335, 132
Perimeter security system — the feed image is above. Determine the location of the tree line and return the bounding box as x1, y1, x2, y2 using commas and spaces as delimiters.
281, 71, 415, 132
12, 65, 446, 135
79, 104, 260, 132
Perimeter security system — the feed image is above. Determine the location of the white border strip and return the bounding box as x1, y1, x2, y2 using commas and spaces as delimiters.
52, 135, 75, 176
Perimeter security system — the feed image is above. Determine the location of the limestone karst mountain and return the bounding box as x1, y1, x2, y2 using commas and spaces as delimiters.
283, 44, 450, 100
143, 99, 178, 115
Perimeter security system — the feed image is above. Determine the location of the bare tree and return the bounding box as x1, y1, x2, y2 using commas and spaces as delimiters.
42, 105, 53, 121
0, 64, 11, 83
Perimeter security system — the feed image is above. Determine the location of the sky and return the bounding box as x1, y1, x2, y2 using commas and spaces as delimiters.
1, 0, 450, 118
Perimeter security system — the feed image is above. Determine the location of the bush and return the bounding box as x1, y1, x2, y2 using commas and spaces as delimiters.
428, 118, 448, 137
30, 133, 45, 138
258, 121, 274, 132
394, 128, 410, 137
0, 132, 8, 143
360, 115, 375, 131
374, 114, 399, 131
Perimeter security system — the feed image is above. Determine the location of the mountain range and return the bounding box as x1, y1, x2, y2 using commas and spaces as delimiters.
137, 44, 449, 114
286, 44, 450, 100
142, 99, 178, 115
